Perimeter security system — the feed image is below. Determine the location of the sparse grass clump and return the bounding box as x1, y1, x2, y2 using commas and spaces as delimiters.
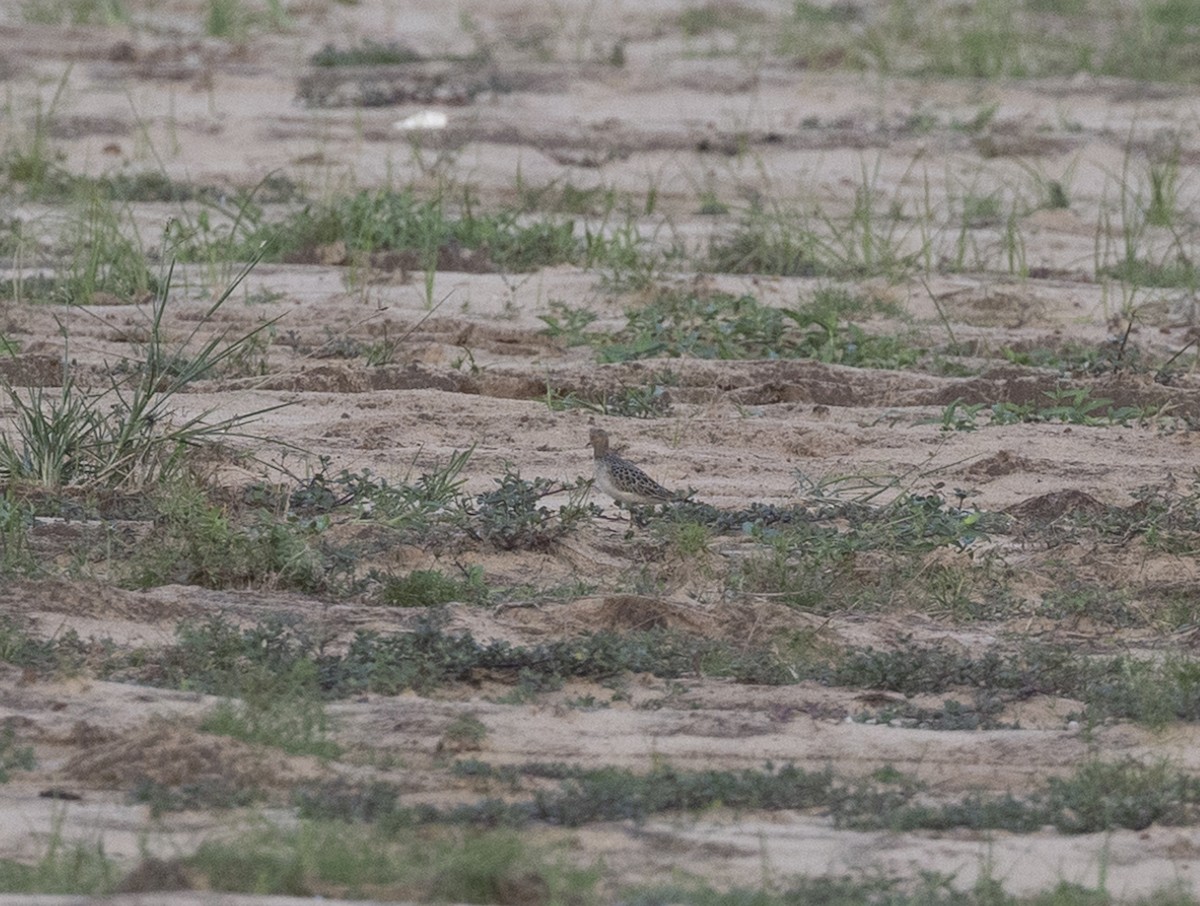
200, 661, 341, 759
118, 613, 798, 698
378, 567, 487, 607
0, 259, 283, 491
204, 0, 289, 40
4, 191, 159, 306
291, 452, 473, 537
533, 761, 838, 826
0, 617, 90, 675
131, 777, 262, 815
772, 0, 1200, 83
175, 189, 580, 273
0, 495, 36, 577
0, 840, 117, 895
677, 2, 766, 37
707, 213, 825, 277
187, 822, 599, 903
538, 301, 599, 346
19, 0, 128, 26
709, 182, 919, 280
0, 725, 36, 783
730, 486, 997, 613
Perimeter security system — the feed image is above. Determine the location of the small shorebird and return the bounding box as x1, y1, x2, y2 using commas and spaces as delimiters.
588, 427, 678, 509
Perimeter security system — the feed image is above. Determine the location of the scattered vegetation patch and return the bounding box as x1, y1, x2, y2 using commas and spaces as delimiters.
854, 695, 1013, 731
199, 661, 341, 759
310, 40, 424, 67
0, 617, 90, 675
298, 754, 1200, 840
937, 389, 1164, 431
172, 189, 580, 274
130, 777, 262, 815
288, 455, 596, 552
79, 610, 1200, 729
124, 479, 332, 592
0, 839, 116, 896
594, 286, 919, 367
543, 375, 675, 419
19, 0, 129, 26
708, 189, 919, 279
771, 0, 1200, 83
0, 495, 36, 577
187, 821, 598, 903
469, 469, 597, 551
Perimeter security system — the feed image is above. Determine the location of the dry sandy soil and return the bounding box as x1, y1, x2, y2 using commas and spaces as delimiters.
3, 0, 1200, 902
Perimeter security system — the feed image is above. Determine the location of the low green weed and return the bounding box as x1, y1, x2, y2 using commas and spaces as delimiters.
855, 694, 1011, 731
1038, 582, 1140, 628
584, 218, 667, 291
290, 451, 472, 536
123, 613, 796, 698
678, 2, 765, 36
97, 610, 1200, 728
710, 176, 920, 280
937, 389, 1161, 431
534, 761, 838, 826
999, 338, 1152, 375
288, 455, 596, 551
596, 287, 918, 366
200, 660, 341, 759
147, 615, 316, 694
543, 376, 674, 418
516, 177, 619, 216
538, 301, 599, 346
439, 713, 488, 751
0, 617, 89, 675
49, 191, 157, 304
469, 468, 597, 551
125, 479, 330, 591
1048, 757, 1198, 832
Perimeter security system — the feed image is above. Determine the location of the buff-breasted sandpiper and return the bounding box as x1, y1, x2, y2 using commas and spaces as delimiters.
588, 427, 678, 507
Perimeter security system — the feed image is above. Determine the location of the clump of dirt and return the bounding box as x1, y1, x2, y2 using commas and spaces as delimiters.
63, 719, 302, 792
1006, 489, 1109, 524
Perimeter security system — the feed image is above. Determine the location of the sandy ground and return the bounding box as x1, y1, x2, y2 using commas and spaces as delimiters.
3, 0, 1200, 901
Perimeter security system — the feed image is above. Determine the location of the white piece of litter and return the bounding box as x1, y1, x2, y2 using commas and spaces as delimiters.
393, 110, 449, 131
